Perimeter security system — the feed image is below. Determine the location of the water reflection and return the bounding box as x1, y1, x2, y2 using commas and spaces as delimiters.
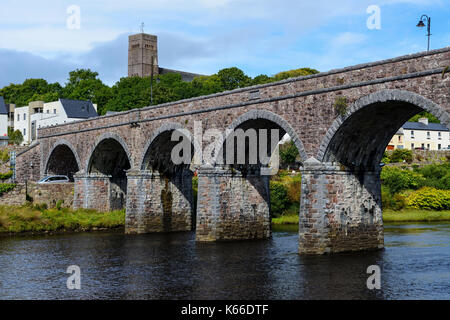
0, 223, 448, 299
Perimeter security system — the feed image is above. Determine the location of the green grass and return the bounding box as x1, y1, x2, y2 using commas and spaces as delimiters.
271, 209, 450, 225
272, 214, 299, 225
383, 209, 450, 222
0, 205, 125, 234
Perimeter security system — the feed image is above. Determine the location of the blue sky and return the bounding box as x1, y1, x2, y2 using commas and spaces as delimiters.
0, 0, 449, 88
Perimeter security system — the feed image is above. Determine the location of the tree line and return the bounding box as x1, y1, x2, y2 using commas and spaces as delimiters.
0, 67, 319, 116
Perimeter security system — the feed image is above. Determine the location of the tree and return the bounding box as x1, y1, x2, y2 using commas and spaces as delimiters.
217, 67, 251, 91
8, 128, 24, 145
279, 140, 299, 168
62, 69, 112, 114
408, 111, 440, 123
272, 67, 319, 81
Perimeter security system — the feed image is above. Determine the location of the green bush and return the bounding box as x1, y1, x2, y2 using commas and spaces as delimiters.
389, 149, 413, 163
414, 163, 450, 190
0, 171, 13, 180
0, 183, 16, 195
407, 187, 450, 210
381, 166, 425, 194
270, 181, 290, 217
381, 186, 406, 210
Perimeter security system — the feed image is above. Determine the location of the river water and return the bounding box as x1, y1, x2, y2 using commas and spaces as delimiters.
0, 223, 448, 300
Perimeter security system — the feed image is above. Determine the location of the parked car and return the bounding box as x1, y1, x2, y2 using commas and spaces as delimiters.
37, 175, 70, 184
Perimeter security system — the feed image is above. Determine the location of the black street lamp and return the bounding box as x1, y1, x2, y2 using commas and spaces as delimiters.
416, 14, 431, 51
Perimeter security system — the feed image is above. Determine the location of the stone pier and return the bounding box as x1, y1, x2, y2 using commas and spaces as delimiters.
196, 165, 271, 241
125, 169, 194, 234
73, 173, 127, 212
298, 158, 384, 254
73, 173, 112, 212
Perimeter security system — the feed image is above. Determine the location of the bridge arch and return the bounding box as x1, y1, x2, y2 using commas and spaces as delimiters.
214, 109, 308, 166
86, 133, 132, 210
86, 132, 132, 173
317, 89, 450, 171
44, 139, 81, 181
140, 122, 201, 171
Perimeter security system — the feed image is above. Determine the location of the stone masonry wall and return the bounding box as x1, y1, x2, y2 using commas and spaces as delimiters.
126, 170, 193, 234
0, 182, 74, 208
299, 159, 383, 254
15, 143, 41, 183
196, 166, 271, 241
73, 174, 111, 212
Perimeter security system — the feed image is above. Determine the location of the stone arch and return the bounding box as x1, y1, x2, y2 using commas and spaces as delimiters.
213, 109, 308, 166
139, 122, 201, 171
44, 139, 81, 181
86, 132, 132, 173
317, 89, 450, 170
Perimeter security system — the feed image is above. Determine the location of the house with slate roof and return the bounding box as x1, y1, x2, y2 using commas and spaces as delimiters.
387, 117, 450, 151
14, 99, 98, 145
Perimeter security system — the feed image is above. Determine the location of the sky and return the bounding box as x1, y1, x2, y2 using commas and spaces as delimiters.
0, 0, 449, 88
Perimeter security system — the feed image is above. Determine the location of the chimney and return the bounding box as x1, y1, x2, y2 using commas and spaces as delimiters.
418, 117, 428, 125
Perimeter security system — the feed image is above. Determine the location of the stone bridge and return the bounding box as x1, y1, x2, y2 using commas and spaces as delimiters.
16, 47, 450, 254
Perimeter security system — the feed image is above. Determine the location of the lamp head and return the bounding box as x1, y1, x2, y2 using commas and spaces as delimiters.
416, 20, 426, 27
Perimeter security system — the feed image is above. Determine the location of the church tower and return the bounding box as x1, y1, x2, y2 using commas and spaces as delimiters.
128, 32, 159, 78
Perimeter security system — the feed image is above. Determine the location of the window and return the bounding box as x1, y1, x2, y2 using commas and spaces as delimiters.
427, 144, 430, 150
438, 144, 441, 150
421, 143, 425, 148
411, 131, 414, 138
438, 132, 442, 140
17, 114, 19, 121
23, 128, 26, 136
411, 143, 415, 149
24, 113, 26, 120
47, 110, 49, 113
53, 109, 56, 114
427, 132, 430, 139
398, 136, 401, 142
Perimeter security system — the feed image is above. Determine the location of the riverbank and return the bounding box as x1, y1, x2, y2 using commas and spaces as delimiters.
0, 205, 125, 234
272, 209, 450, 225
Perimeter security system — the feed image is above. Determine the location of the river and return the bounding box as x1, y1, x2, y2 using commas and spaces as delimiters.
0, 222, 448, 299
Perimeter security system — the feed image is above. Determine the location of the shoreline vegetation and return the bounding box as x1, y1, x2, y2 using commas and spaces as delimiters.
0, 204, 449, 235
0, 205, 125, 235
272, 209, 450, 225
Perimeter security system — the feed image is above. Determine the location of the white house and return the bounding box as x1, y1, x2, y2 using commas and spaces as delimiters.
387, 117, 450, 151
14, 99, 98, 145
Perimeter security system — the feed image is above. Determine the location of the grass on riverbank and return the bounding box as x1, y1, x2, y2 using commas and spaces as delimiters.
0, 205, 125, 233
382, 209, 450, 222
272, 209, 450, 225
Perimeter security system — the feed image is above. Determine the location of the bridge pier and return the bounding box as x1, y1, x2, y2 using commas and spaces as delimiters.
298, 158, 384, 254
125, 169, 193, 234
73, 173, 117, 212
195, 165, 271, 242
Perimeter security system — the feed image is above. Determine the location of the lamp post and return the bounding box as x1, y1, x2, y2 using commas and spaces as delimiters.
416, 14, 431, 51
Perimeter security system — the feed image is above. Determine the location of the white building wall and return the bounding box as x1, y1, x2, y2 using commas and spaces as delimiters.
14, 106, 31, 145
0, 114, 8, 137
403, 129, 450, 150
